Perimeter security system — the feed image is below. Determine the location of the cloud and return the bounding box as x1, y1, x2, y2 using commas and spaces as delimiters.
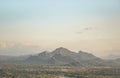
0, 41, 40, 48
76, 27, 93, 34
0, 41, 43, 56
0, 42, 15, 49
84, 27, 92, 30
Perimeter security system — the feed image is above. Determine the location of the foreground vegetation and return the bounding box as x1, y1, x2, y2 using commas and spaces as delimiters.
0, 63, 120, 78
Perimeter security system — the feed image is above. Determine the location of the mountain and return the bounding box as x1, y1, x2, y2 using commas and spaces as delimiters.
0, 47, 120, 66
113, 58, 120, 65
0, 55, 15, 61
0, 55, 30, 63
25, 47, 104, 66
51, 47, 75, 56
116, 58, 120, 61
103, 55, 120, 60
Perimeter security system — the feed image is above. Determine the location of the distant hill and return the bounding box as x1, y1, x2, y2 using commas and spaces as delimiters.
0, 55, 30, 62
25, 47, 104, 66
0, 55, 15, 61
0, 47, 120, 66
103, 55, 120, 60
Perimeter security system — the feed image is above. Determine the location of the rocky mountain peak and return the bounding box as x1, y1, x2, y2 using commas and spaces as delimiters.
52, 47, 72, 55
38, 51, 49, 56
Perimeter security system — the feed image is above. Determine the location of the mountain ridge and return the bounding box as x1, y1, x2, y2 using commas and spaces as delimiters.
0, 47, 120, 66
25, 47, 104, 66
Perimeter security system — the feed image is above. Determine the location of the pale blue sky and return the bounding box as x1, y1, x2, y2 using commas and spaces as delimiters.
0, 0, 120, 56
0, 0, 120, 21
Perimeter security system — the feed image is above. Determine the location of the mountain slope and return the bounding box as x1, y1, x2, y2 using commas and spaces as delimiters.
1, 47, 119, 66
25, 47, 104, 66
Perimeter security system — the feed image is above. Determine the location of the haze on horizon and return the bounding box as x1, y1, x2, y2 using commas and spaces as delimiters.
0, 0, 120, 57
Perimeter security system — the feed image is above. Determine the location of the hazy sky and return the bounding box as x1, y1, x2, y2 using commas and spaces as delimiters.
0, 0, 120, 57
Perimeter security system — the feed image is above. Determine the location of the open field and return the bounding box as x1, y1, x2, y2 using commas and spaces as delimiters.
0, 63, 120, 78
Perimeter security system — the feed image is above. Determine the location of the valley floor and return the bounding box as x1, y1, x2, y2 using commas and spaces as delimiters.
0, 64, 120, 78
